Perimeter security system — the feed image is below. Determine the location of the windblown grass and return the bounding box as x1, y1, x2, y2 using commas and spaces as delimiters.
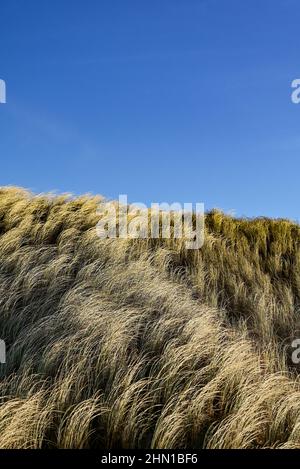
0, 186, 299, 448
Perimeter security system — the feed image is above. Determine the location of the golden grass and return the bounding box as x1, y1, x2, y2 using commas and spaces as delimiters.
0, 186, 299, 448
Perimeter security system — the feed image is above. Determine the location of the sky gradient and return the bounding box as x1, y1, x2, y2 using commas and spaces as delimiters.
0, 0, 300, 220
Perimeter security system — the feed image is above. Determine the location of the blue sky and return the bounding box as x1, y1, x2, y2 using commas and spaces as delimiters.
0, 0, 300, 220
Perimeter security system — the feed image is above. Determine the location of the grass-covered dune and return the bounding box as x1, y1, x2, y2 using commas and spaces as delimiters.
0, 186, 300, 448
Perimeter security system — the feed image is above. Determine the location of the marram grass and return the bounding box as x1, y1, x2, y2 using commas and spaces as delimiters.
0, 187, 299, 448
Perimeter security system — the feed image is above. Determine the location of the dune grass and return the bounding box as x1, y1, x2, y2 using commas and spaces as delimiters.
0, 186, 299, 448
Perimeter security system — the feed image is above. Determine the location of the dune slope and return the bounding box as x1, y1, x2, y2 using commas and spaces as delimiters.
0, 187, 299, 448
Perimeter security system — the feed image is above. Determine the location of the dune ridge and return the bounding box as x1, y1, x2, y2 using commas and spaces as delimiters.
0, 187, 299, 448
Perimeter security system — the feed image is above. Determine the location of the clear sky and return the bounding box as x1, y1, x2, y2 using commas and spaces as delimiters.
0, 0, 300, 220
